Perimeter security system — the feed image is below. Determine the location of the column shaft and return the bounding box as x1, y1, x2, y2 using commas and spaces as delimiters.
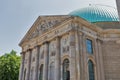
43, 43, 49, 80
75, 31, 81, 80
34, 46, 40, 80
19, 53, 25, 80
55, 37, 60, 80
26, 50, 32, 80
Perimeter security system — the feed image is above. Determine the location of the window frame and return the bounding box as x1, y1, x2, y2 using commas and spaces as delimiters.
88, 60, 95, 80
86, 39, 93, 54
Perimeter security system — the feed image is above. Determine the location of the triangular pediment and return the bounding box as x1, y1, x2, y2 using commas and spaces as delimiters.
19, 15, 72, 46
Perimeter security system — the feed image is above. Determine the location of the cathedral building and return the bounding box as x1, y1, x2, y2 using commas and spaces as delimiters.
19, 5, 120, 80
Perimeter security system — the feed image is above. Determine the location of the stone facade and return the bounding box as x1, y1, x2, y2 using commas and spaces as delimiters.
19, 15, 120, 80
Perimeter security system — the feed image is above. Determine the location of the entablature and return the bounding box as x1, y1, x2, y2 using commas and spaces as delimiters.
20, 16, 120, 53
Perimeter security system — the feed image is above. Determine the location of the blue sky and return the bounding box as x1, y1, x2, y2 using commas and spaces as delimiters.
0, 0, 117, 55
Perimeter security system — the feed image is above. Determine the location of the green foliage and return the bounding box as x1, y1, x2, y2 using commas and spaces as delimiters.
0, 50, 21, 80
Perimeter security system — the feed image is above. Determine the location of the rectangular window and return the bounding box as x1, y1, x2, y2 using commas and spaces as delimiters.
86, 39, 93, 54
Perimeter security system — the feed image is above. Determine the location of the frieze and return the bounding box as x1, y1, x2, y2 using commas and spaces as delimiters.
81, 26, 97, 38
37, 24, 71, 45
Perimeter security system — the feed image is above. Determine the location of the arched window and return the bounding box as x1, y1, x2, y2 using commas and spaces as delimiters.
63, 59, 70, 80
88, 60, 95, 80
50, 62, 55, 80
23, 69, 26, 80
39, 64, 43, 80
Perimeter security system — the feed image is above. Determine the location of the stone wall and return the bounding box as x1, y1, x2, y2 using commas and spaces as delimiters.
93, 22, 120, 29
102, 40, 120, 80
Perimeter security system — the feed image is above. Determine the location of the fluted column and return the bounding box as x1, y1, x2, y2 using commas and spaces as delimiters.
26, 49, 32, 80
69, 30, 77, 80
55, 37, 60, 80
43, 42, 49, 80
34, 46, 40, 80
19, 52, 25, 80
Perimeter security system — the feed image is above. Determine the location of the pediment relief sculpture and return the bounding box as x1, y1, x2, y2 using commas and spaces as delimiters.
19, 16, 72, 46
27, 16, 72, 40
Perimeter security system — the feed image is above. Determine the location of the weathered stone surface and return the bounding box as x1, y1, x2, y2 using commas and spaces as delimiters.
19, 15, 120, 80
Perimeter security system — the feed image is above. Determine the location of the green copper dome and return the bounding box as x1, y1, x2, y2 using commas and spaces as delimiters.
69, 5, 120, 23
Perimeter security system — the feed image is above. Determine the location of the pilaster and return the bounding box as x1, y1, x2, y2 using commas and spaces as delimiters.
94, 39, 100, 80
69, 30, 77, 80
97, 39, 105, 80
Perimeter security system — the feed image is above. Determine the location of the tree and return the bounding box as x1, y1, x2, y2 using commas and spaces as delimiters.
0, 50, 21, 80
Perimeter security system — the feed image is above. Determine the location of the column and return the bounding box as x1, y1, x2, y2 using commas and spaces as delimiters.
55, 37, 60, 80
75, 31, 81, 80
26, 49, 32, 80
69, 31, 77, 80
34, 46, 40, 80
19, 52, 25, 80
43, 42, 49, 80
